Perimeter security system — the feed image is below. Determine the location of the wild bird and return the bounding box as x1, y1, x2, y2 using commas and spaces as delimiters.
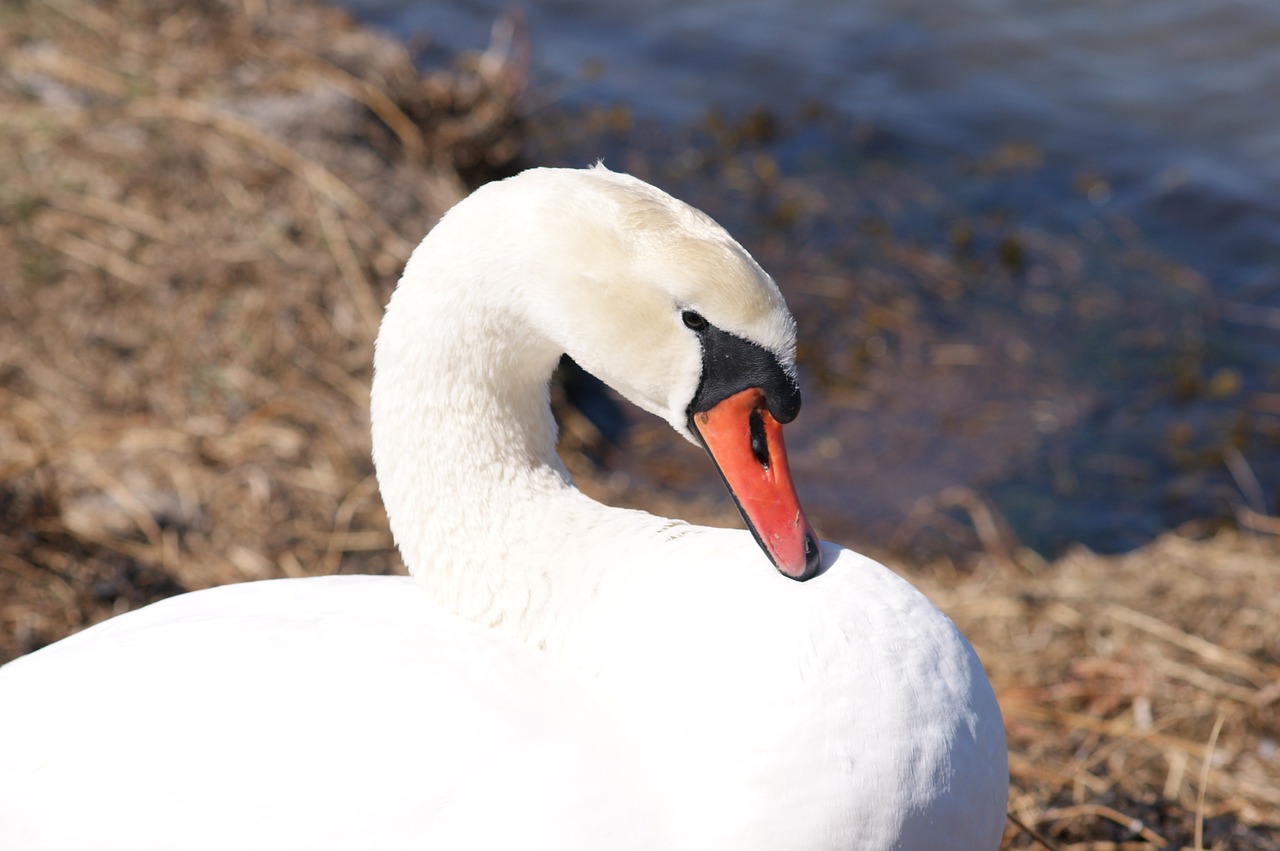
0, 165, 1007, 850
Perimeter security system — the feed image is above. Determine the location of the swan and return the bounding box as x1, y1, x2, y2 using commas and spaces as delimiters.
0, 165, 1007, 850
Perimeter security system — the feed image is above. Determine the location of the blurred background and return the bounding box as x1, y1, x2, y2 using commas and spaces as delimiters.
351, 0, 1280, 563
2, 0, 1278, 846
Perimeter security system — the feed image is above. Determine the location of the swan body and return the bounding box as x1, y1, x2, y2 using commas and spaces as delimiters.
0, 166, 1007, 849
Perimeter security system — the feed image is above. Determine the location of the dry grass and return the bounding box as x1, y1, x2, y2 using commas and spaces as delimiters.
1, 0, 1278, 847
916, 532, 1280, 849
0, 0, 522, 652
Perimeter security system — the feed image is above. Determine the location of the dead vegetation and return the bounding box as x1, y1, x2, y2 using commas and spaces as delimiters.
0, 0, 523, 652
0, 0, 1277, 847
921, 532, 1280, 849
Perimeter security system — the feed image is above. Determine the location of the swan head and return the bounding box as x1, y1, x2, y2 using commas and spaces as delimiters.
397, 165, 822, 579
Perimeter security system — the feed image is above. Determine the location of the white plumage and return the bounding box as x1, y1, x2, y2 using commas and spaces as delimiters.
0, 165, 1006, 850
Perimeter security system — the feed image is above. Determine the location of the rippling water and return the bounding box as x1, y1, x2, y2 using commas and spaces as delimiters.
355, 0, 1280, 212
346, 0, 1280, 559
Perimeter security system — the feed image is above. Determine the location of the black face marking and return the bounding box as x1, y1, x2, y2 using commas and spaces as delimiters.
748, 407, 770, 469
685, 319, 801, 424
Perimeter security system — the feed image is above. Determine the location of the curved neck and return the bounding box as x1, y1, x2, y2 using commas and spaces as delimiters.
370, 248, 651, 645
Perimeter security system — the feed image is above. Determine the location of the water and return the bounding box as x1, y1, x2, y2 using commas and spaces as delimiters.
346, 0, 1280, 560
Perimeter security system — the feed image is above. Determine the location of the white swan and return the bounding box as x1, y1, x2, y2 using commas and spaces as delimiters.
0, 165, 1007, 850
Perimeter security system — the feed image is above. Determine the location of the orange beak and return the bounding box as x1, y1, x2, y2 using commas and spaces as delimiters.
690, 387, 822, 580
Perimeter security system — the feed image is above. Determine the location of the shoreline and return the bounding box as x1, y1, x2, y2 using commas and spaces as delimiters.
1, 0, 1277, 845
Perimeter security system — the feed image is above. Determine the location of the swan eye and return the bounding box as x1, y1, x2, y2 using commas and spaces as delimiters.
682, 310, 709, 332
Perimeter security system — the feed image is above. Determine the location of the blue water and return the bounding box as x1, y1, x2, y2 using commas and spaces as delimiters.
356, 0, 1280, 214
347, 0, 1280, 559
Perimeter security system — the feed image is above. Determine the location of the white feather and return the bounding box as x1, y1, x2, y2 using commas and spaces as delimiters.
0, 165, 1006, 850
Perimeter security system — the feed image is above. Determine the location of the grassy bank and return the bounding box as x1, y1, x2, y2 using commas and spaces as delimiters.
1, 0, 1277, 846
1, 0, 522, 651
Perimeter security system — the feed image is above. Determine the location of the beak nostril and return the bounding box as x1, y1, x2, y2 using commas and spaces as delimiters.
748, 407, 770, 469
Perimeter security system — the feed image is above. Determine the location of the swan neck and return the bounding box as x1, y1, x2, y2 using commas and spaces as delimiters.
370, 250, 608, 639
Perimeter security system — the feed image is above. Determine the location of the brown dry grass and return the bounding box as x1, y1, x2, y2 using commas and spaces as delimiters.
1, 0, 1277, 847
0, 0, 521, 650
919, 533, 1280, 849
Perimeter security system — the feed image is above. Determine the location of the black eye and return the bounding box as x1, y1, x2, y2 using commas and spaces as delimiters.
682, 310, 708, 332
